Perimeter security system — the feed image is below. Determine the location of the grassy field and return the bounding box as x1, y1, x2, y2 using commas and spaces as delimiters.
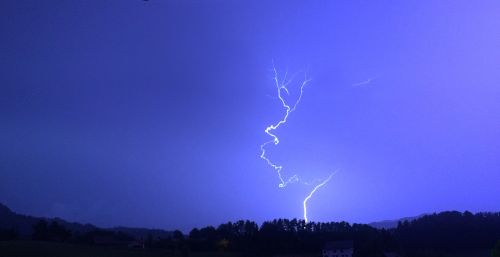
0, 241, 244, 257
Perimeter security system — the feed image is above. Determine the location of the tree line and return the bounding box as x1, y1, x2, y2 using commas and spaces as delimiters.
1, 211, 499, 257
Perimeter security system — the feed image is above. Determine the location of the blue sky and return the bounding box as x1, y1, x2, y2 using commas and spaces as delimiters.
1, 0, 499, 231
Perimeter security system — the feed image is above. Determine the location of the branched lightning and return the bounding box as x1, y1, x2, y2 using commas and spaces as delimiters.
260, 61, 336, 223
259, 61, 311, 188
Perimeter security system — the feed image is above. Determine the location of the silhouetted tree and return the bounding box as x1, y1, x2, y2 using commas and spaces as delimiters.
173, 230, 184, 241
146, 233, 153, 248
26, 210, 498, 256
395, 211, 500, 257
0, 229, 18, 241
180, 211, 500, 256
32, 220, 49, 241
48, 221, 72, 241
491, 240, 500, 257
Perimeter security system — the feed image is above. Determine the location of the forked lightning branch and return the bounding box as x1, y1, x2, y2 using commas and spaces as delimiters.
260, 61, 335, 223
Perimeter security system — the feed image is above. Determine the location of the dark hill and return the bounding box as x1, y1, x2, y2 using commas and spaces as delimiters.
368, 214, 427, 229
0, 202, 172, 239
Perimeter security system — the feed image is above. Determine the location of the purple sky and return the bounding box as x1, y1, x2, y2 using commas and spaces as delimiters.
1, 0, 499, 232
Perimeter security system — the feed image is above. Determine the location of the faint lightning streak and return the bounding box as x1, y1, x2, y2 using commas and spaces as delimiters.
303, 172, 335, 223
260, 61, 311, 188
352, 77, 377, 87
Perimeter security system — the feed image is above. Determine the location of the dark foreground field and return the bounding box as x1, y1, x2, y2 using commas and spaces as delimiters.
0, 241, 247, 257
0, 241, 492, 257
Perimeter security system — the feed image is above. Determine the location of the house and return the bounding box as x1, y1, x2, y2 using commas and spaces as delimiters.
322, 240, 354, 257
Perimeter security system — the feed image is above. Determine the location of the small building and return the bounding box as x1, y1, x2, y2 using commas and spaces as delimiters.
322, 240, 354, 257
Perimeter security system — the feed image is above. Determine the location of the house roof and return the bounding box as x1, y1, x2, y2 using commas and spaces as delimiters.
323, 240, 354, 250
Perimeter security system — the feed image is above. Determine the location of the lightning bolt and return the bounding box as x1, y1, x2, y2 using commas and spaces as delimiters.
260, 61, 336, 223
303, 172, 335, 223
259, 61, 311, 188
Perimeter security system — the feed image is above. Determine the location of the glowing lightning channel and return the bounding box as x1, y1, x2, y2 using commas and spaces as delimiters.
260, 61, 336, 223
260, 62, 311, 188
303, 172, 335, 223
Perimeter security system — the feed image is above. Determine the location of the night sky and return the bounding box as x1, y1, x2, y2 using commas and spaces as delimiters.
1, 1, 499, 232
